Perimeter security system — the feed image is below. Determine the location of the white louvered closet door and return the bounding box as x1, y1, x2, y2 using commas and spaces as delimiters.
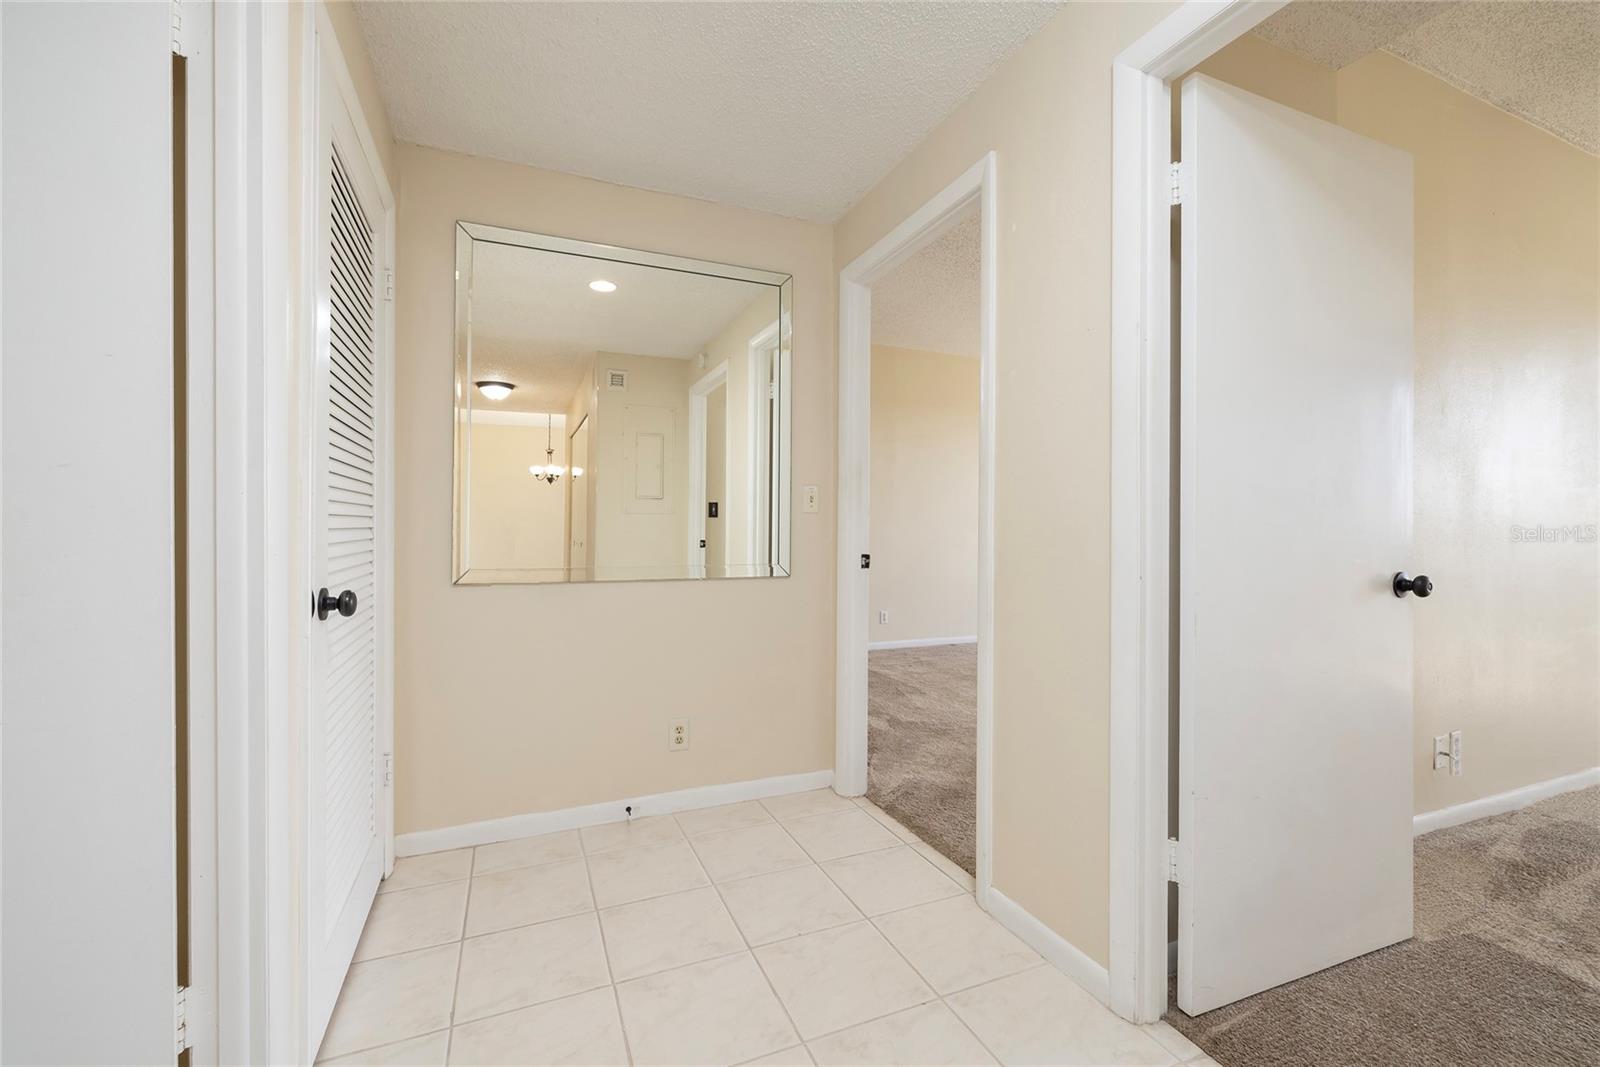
308, 35, 390, 1059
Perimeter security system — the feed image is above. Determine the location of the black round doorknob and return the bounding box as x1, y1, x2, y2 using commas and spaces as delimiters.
1393, 572, 1432, 598
316, 587, 359, 620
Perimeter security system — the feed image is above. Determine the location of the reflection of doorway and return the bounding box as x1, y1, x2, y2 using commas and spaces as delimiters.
566, 414, 590, 576
748, 320, 783, 573
687, 361, 729, 577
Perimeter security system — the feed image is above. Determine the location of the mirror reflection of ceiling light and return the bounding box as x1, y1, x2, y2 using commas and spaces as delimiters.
589, 279, 617, 293
475, 380, 515, 401
529, 414, 566, 485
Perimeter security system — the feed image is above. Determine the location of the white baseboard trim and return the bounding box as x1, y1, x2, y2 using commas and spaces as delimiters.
395, 768, 834, 857
984, 888, 1111, 1006
867, 635, 977, 651
1413, 766, 1600, 836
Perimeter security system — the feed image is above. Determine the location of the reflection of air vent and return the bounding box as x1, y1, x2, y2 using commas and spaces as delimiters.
606, 369, 629, 391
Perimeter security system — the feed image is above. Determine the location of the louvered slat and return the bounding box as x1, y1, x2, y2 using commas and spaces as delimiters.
321, 142, 379, 933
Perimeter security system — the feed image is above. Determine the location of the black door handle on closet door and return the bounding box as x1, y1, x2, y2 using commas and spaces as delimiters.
1392, 573, 1432, 598
315, 587, 358, 620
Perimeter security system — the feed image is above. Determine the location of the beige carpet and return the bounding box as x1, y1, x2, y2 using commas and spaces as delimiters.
867, 643, 977, 875
1166, 785, 1600, 1067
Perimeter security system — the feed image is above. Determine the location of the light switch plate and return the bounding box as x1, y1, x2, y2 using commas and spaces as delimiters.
803, 485, 819, 513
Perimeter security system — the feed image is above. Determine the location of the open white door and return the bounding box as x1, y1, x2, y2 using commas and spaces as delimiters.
1177, 75, 1416, 1014
307, 34, 390, 1057
2, 5, 178, 1060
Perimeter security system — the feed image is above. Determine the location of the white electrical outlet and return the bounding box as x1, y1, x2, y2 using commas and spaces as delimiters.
1449, 730, 1462, 776
803, 485, 820, 513
879, 610, 889, 625
669, 719, 690, 752
1433, 734, 1450, 772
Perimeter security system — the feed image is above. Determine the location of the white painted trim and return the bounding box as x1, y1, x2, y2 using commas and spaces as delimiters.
457, 220, 791, 290
986, 889, 1112, 1007
1413, 768, 1600, 836
1108, 0, 1284, 1025
395, 770, 835, 857
747, 319, 781, 570
208, 2, 305, 1058
867, 635, 977, 651
837, 152, 996, 909
180, 4, 220, 1061
687, 360, 730, 574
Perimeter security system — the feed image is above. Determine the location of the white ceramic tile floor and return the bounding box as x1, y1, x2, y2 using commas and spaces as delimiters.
320, 790, 1216, 1066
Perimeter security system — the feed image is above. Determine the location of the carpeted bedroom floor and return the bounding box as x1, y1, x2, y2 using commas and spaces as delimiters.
867, 643, 977, 875
1166, 784, 1600, 1067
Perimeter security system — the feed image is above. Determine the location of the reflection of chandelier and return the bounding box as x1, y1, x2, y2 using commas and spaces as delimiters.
528, 414, 565, 485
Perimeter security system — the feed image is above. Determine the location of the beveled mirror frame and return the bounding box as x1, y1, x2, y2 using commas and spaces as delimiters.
452, 221, 794, 584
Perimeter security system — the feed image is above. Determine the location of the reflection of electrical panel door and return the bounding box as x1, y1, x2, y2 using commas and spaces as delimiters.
623, 404, 675, 514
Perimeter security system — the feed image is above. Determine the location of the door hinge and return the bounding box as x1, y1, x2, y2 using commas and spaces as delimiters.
383, 268, 395, 302
170, 0, 190, 56
1169, 162, 1189, 206
1167, 837, 1181, 884
383, 752, 394, 787
174, 985, 190, 1054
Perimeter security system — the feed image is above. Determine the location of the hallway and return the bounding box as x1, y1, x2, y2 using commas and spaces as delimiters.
321, 790, 1211, 1065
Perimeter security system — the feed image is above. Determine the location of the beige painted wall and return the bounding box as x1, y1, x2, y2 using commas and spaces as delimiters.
835, 2, 1182, 967
467, 417, 568, 571
393, 144, 835, 835
325, 0, 397, 183
869, 346, 980, 644
1189, 39, 1600, 818
590, 352, 690, 576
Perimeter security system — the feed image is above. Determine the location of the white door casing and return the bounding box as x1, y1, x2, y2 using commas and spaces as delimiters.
306, 28, 392, 1057
687, 361, 728, 575
1177, 74, 1415, 1014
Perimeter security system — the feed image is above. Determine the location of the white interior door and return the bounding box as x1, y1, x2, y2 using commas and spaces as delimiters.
2, 5, 178, 1060
1177, 75, 1415, 1015
308, 39, 389, 1056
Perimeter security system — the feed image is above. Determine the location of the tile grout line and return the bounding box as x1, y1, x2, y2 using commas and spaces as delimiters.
355, 791, 1167, 1065
317, 1026, 451, 1064
697, 818, 812, 1059
807, 800, 1013, 1065
579, 843, 636, 1067
442, 864, 475, 1065
747, 806, 959, 1053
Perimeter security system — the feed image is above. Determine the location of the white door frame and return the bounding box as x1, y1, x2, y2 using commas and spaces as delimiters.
836, 152, 997, 903
687, 360, 729, 574
193, 1, 398, 1059
199, 1, 298, 1060
1107, 0, 1287, 1025
747, 319, 781, 569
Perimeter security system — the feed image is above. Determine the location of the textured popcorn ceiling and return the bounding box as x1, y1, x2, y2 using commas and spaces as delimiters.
1253, 1, 1600, 155
871, 203, 980, 359
353, 1, 1060, 222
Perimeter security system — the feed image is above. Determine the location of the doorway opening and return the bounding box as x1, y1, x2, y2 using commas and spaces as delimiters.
1113, 2, 1600, 1057
862, 200, 983, 877
836, 153, 996, 900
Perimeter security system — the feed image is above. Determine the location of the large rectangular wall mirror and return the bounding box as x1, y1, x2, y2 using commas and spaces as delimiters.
453, 222, 793, 583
